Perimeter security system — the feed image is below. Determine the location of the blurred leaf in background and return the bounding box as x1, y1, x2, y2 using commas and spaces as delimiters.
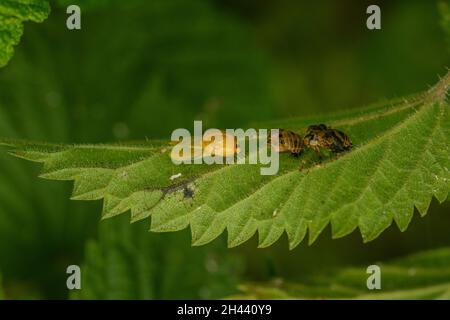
56, 0, 110, 11
0, 0, 273, 298
232, 247, 450, 299
71, 216, 240, 299
217, 0, 449, 116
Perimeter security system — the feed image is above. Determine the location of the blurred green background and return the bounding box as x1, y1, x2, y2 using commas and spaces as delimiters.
0, 0, 448, 299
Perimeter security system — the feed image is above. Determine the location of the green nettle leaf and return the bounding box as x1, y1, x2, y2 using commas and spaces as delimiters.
231, 247, 450, 300
1, 72, 449, 249
0, 0, 50, 67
